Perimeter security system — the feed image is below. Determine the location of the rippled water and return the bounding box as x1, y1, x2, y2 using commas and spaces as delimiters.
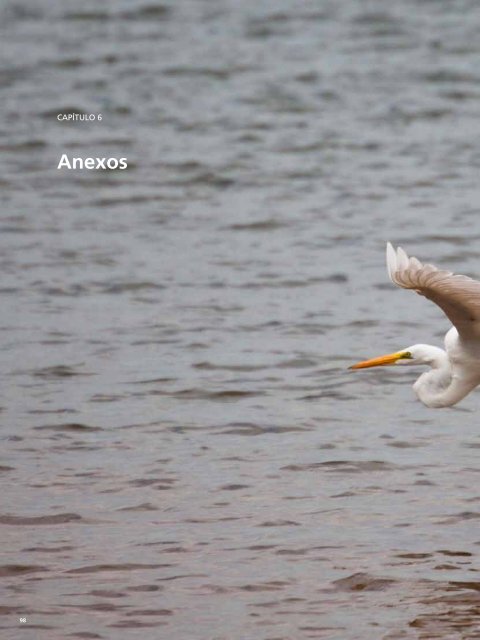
3, 1, 480, 638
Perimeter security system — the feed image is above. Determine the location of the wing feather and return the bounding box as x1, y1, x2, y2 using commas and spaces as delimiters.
386, 242, 480, 337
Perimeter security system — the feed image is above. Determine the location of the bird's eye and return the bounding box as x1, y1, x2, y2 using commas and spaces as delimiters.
400, 351, 412, 359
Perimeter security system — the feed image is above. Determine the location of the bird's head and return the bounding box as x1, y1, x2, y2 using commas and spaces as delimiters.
349, 344, 443, 370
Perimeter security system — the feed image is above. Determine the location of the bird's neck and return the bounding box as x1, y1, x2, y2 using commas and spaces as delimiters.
413, 351, 476, 408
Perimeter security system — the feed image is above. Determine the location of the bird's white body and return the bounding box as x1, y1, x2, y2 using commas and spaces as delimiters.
350, 244, 480, 408
411, 329, 480, 408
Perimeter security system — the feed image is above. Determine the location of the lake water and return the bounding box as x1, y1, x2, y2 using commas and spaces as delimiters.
3, 1, 480, 638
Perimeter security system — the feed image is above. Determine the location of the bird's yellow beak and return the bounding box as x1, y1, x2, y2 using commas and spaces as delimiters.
349, 351, 409, 370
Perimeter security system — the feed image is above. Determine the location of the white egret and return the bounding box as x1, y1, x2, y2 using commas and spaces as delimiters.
349, 243, 480, 408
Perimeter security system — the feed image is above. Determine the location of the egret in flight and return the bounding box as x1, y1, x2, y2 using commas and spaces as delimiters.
350, 243, 480, 408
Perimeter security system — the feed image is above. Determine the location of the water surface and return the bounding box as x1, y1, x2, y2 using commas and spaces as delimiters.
2, 1, 480, 638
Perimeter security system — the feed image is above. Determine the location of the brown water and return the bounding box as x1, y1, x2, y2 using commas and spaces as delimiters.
3, 1, 480, 638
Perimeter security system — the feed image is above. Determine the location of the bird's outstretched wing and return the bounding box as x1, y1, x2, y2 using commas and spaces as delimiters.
386, 242, 480, 338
